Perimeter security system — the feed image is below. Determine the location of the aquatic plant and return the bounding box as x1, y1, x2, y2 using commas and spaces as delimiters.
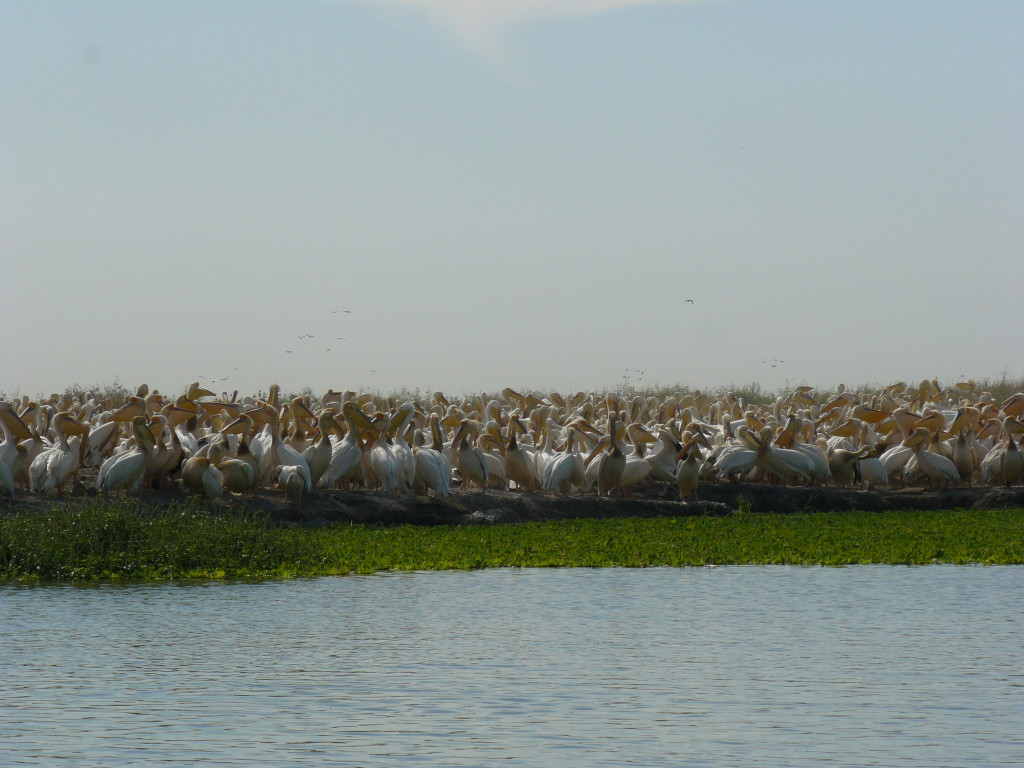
2, 502, 1020, 581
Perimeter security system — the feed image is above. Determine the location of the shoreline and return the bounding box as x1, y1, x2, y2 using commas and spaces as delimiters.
7, 482, 1024, 528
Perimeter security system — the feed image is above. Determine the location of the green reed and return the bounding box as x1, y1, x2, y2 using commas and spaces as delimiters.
2, 502, 1021, 582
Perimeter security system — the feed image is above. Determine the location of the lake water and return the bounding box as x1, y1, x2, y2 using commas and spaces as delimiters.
2, 567, 1022, 767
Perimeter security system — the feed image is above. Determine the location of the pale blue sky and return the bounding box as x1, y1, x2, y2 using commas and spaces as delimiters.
3, 0, 1022, 399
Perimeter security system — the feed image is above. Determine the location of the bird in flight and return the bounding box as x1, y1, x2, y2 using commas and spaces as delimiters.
685, 299, 694, 304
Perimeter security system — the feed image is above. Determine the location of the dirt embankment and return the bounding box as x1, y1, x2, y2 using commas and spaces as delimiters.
6, 473, 1024, 528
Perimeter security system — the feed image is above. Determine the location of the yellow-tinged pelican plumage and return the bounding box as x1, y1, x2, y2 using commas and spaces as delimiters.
29, 412, 90, 494
597, 416, 626, 496
503, 419, 537, 491
302, 412, 336, 489
1000, 433, 1023, 487
675, 442, 701, 500
181, 453, 226, 500
453, 420, 489, 491
0, 401, 33, 469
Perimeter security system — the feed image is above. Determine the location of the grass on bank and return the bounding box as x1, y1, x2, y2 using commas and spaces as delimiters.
1, 501, 1022, 581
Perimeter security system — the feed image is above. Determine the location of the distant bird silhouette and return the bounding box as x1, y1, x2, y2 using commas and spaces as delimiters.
685, 299, 694, 304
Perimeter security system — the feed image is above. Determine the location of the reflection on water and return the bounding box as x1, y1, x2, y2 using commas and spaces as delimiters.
3, 567, 1022, 767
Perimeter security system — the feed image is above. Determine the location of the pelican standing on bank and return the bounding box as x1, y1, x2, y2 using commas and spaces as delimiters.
28, 412, 90, 494
97, 416, 156, 495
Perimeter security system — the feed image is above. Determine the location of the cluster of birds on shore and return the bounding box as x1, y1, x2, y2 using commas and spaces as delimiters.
2, 378, 1023, 505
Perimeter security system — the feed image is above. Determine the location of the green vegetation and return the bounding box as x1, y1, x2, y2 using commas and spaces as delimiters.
3, 373, 1022, 410
2, 501, 1021, 582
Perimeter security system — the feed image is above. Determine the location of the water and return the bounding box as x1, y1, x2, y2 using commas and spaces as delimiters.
2, 567, 1022, 767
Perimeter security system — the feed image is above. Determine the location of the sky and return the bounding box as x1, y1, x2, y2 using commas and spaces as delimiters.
3, 0, 1022, 400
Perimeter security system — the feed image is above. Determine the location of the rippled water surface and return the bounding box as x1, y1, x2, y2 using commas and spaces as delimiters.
3, 567, 1023, 767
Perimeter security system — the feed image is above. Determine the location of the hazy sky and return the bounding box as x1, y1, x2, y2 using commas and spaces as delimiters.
4, 0, 1022, 400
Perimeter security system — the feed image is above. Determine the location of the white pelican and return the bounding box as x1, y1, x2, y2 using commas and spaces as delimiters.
218, 450, 257, 494
320, 402, 370, 490
181, 452, 226, 500
0, 401, 33, 469
911, 428, 960, 489
597, 417, 626, 496
646, 430, 683, 485
828, 447, 870, 488
228, 435, 259, 486
753, 427, 813, 484
97, 416, 156, 495
951, 431, 976, 484
413, 413, 452, 497
28, 412, 90, 494
1000, 433, 1023, 487
83, 417, 119, 468
675, 442, 701, 500
477, 433, 509, 490
503, 419, 537, 491
302, 412, 336, 489
542, 427, 584, 495
277, 465, 308, 509
708, 443, 758, 482
857, 447, 889, 490
454, 420, 489, 491
368, 412, 401, 495
389, 403, 417, 493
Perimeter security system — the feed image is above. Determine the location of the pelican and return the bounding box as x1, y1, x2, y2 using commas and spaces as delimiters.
828, 447, 870, 488
320, 402, 371, 490
597, 416, 626, 496
97, 416, 156, 495
477, 432, 509, 490
28, 412, 90, 494
218, 450, 257, 494
277, 465, 308, 510
910, 428, 960, 489
83, 418, 119, 468
0, 401, 32, 469
454, 420, 489, 491
181, 451, 226, 500
542, 427, 584, 495
503, 419, 537, 491
413, 413, 452, 497
646, 429, 683, 485
857, 446, 889, 491
1000, 433, 1023, 487
389, 403, 417, 493
368, 412, 401, 495
708, 443, 758, 482
301, 412, 336, 489
675, 442, 701, 500
951, 431, 976, 483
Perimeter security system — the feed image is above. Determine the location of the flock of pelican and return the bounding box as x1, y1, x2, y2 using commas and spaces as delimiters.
1, 378, 1023, 505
